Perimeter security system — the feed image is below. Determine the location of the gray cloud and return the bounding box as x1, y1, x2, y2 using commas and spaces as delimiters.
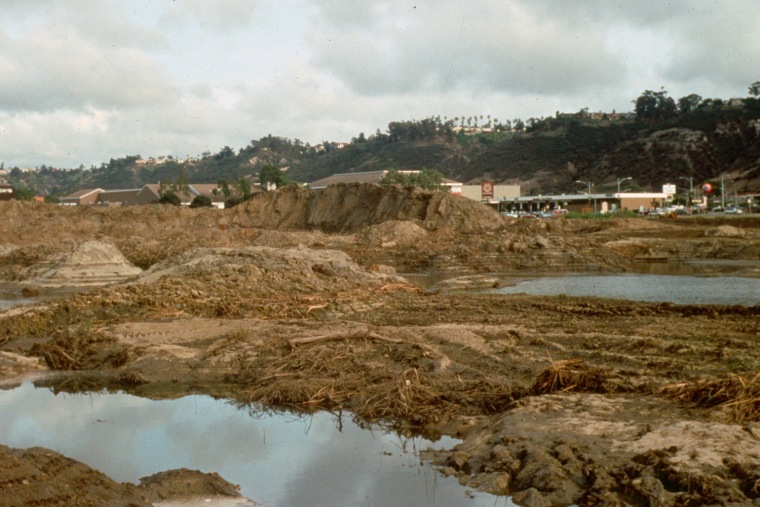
0, 18, 176, 113
158, 0, 261, 31
306, 1, 625, 98
1, 0, 757, 169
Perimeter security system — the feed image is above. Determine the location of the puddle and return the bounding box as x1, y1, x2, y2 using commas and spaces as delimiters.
0, 382, 513, 507
491, 274, 760, 305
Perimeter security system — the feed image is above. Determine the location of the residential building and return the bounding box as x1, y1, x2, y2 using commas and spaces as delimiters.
60, 183, 231, 208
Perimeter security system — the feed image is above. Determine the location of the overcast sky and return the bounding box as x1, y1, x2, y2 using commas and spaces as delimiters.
1, 0, 758, 168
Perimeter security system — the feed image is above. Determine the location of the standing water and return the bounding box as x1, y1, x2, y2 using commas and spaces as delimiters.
0, 382, 514, 507
492, 274, 760, 305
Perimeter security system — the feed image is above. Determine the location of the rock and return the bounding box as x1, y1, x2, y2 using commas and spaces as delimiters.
533, 235, 551, 249
512, 487, 551, 507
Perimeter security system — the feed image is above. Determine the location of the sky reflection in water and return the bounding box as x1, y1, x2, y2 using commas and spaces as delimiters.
0, 382, 512, 507
494, 274, 760, 305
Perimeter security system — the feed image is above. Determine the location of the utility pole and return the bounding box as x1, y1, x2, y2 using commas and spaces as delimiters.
575, 180, 595, 213
721, 176, 725, 209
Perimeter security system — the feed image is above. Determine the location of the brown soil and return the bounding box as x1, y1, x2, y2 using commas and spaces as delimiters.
1, 186, 760, 506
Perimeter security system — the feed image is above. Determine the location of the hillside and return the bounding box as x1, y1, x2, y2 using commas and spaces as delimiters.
4, 97, 760, 198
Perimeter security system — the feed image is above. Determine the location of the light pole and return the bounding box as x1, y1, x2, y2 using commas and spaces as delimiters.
721, 176, 727, 209
575, 180, 595, 213
679, 176, 693, 207
616, 177, 632, 193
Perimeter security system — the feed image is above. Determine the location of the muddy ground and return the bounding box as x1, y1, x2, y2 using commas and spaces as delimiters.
1, 185, 759, 506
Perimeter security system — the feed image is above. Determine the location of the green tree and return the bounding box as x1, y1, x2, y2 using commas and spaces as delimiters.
749, 81, 760, 97
238, 177, 252, 199
158, 191, 180, 206
259, 165, 290, 189
175, 166, 189, 196
677, 94, 702, 114
380, 168, 446, 190
217, 179, 231, 199
634, 90, 658, 120
214, 146, 235, 160
189, 195, 213, 208
380, 169, 407, 185
14, 185, 36, 201
634, 89, 677, 122
416, 168, 446, 190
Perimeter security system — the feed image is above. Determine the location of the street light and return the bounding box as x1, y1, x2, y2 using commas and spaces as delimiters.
575, 180, 591, 194
575, 180, 596, 212
679, 176, 693, 206
616, 177, 632, 193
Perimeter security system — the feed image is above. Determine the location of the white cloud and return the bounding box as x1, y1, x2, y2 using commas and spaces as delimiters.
306, 1, 624, 98
0, 0, 758, 168
0, 18, 176, 113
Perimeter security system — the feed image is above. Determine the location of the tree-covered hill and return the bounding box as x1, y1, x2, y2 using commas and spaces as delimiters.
4, 89, 760, 199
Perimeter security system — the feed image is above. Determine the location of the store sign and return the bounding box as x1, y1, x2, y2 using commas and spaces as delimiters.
481, 181, 494, 199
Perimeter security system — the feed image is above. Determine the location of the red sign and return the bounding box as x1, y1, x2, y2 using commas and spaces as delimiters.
481, 181, 494, 199
702, 183, 713, 194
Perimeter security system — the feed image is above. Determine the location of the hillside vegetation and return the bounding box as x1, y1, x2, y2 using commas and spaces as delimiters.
5, 93, 760, 198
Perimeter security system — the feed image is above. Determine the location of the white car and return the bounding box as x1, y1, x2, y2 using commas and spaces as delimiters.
724, 207, 743, 214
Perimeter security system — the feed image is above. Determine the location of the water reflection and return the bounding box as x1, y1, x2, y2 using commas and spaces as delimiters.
0, 383, 512, 507
493, 274, 760, 305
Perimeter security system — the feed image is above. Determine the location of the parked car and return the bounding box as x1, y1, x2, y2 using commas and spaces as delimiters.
724, 206, 743, 214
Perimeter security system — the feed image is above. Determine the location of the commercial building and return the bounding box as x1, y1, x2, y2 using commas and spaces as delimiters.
0, 184, 17, 201
501, 192, 668, 213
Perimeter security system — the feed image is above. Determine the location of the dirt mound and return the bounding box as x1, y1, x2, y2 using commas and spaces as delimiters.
228, 183, 504, 233
703, 225, 747, 237
22, 241, 142, 288
359, 220, 428, 246
0, 444, 244, 507
135, 245, 404, 292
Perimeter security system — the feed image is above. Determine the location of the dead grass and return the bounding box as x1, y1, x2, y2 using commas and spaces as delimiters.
659, 373, 760, 423
230, 334, 523, 427
530, 358, 612, 395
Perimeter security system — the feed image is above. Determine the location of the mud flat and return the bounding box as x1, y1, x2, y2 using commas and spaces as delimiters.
1, 188, 760, 506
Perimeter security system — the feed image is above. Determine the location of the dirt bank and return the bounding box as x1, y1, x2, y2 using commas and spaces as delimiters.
1, 189, 760, 506
0, 444, 243, 507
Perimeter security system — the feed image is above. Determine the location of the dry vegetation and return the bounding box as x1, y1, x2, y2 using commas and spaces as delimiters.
2, 192, 760, 506
660, 373, 760, 423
